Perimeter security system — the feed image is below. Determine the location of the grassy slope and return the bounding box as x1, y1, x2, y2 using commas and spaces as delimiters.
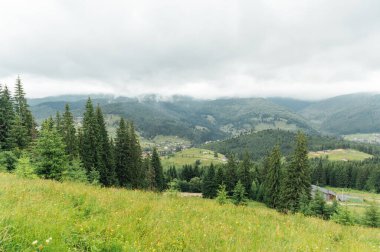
308, 149, 373, 161
161, 148, 226, 169
1, 174, 379, 251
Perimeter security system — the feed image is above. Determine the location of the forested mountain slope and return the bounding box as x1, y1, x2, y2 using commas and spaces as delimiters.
30, 95, 315, 143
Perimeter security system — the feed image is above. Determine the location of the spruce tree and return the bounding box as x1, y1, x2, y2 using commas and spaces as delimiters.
264, 145, 282, 209
35, 118, 68, 181
151, 147, 164, 191
232, 180, 248, 206
215, 166, 224, 187
114, 118, 130, 187
80, 98, 98, 175
239, 152, 252, 196
225, 154, 238, 195
62, 104, 77, 158
13, 77, 35, 146
0, 85, 15, 150
202, 163, 218, 198
280, 132, 311, 212
128, 122, 144, 188
95, 106, 116, 186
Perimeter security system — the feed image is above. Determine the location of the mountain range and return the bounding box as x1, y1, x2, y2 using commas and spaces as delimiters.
29, 92, 380, 143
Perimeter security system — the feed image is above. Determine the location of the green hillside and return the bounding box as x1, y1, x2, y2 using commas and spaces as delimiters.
30, 95, 316, 143
1, 173, 379, 251
161, 148, 226, 169
300, 93, 380, 135
308, 149, 373, 161
202, 129, 380, 160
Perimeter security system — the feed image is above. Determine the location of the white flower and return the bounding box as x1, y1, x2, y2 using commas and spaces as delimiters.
32, 240, 38, 245
46, 237, 52, 244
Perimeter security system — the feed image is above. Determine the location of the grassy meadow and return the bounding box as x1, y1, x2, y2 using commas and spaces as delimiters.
1, 173, 380, 252
161, 148, 226, 169
308, 149, 372, 161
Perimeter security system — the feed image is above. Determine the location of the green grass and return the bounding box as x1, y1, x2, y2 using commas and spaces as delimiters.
0, 173, 379, 251
161, 148, 226, 169
326, 187, 380, 215
344, 133, 380, 145
308, 149, 373, 161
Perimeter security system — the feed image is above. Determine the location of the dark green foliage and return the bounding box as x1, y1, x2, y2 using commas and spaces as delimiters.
202, 163, 218, 198
280, 132, 311, 212
310, 158, 380, 193
224, 154, 238, 195
13, 77, 36, 147
263, 145, 282, 209
151, 147, 165, 191
62, 104, 78, 158
80, 98, 99, 175
0, 151, 17, 171
35, 118, 68, 180
239, 152, 252, 196
203, 129, 380, 161
232, 180, 248, 206
128, 122, 144, 188
63, 159, 88, 183
114, 118, 130, 187
0, 85, 15, 150
215, 166, 224, 187
95, 106, 117, 186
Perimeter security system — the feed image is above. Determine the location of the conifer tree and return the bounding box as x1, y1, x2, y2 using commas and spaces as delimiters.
95, 106, 117, 186
0, 85, 15, 150
128, 122, 144, 188
151, 147, 164, 191
80, 98, 98, 175
202, 163, 218, 198
114, 118, 130, 187
13, 77, 35, 146
216, 184, 228, 205
225, 154, 238, 195
232, 180, 248, 206
239, 152, 252, 196
280, 132, 311, 212
62, 104, 77, 158
35, 118, 68, 181
215, 166, 224, 186
264, 145, 282, 209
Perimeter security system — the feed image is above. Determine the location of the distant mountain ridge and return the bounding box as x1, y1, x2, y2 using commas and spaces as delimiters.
29, 92, 380, 142
29, 95, 316, 143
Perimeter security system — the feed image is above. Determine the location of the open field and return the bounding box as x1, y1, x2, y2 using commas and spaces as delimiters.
326, 187, 380, 215
308, 149, 373, 161
0, 173, 379, 251
344, 133, 380, 145
161, 148, 227, 169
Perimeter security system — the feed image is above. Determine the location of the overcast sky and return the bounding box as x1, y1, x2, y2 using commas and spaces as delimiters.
1, 0, 380, 100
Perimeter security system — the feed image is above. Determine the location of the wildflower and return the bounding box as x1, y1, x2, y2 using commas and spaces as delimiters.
32, 240, 38, 245
46, 237, 52, 244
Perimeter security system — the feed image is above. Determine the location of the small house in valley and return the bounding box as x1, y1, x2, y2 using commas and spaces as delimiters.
311, 185, 336, 201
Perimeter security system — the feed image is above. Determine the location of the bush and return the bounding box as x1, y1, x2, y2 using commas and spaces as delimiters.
189, 177, 202, 193
216, 184, 228, 205
15, 155, 37, 179
62, 159, 88, 183
331, 206, 355, 226
362, 202, 379, 228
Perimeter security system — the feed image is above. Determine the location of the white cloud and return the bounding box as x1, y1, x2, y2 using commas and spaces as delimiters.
0, 0, 379, 99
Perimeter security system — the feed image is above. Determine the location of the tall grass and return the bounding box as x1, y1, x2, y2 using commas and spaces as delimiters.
0, 173, 379, 251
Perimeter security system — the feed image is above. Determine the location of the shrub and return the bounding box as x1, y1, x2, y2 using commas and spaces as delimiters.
232, 180, 248, 206
216, 184, 228, 205
15, 155, 37, 179
331, 206, 355, 226
363, 202, 379, 228
0, 151, 18, 171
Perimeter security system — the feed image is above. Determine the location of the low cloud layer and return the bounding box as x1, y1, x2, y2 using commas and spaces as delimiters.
1, 0, 380, 100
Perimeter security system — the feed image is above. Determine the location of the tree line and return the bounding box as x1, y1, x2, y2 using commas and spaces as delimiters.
0, 78, 165, 191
